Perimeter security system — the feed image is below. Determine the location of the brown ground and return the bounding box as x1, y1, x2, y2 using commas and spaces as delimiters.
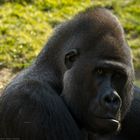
0, 68, 16, 92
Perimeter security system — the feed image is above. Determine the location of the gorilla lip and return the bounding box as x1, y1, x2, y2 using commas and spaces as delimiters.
96, 116, 119, 123
94, 116, 120, 134
105, 118, 119, 124
95, 116, 120, 127
95, 114, 118, 119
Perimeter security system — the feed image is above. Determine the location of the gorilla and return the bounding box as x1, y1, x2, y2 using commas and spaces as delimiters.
0, 7, 137, 140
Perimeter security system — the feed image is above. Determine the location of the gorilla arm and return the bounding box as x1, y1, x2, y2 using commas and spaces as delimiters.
0, 79, 83, 140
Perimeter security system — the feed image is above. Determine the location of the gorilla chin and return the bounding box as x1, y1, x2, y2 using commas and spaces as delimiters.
88, 117, 121, 135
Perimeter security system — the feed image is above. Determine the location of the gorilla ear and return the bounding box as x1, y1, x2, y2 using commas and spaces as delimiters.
65, 49, 79, 69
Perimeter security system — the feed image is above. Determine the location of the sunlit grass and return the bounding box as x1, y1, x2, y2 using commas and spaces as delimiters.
0, 0, 140, 71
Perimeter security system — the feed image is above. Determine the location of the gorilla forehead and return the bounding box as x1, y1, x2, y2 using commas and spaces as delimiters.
90, 34, 131, 62
64, 32, 130, 65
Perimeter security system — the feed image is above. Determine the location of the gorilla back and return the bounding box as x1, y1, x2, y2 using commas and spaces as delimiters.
0, 7, 134, 140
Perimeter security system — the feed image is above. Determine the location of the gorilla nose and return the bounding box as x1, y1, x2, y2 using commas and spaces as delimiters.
101, 91, 122, 112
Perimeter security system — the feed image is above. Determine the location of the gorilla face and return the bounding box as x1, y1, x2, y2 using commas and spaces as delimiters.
62, 25, 134, 135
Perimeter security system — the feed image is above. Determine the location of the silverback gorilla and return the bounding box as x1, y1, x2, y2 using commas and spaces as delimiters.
0, 7, 137, 140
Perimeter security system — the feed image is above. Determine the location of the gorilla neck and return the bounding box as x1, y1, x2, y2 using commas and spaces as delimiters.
33, 57, 64, 95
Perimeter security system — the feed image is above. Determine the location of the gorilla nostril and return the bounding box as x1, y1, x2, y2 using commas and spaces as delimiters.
104, 95, 111, 103
102, 92, 121, 111
104, 94, 119, 104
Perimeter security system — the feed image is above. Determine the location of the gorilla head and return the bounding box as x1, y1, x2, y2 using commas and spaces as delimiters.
58, 8, 134, 135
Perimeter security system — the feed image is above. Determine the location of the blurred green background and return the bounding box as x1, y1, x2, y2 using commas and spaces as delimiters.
0, 0, 140, 87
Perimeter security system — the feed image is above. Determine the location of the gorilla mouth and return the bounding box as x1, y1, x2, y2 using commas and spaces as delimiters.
92, 116, 121, 135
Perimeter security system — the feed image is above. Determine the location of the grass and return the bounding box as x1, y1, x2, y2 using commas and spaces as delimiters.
0, 0, 140, 72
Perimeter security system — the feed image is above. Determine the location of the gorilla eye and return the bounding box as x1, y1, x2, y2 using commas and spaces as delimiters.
96, 68, 104, 75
